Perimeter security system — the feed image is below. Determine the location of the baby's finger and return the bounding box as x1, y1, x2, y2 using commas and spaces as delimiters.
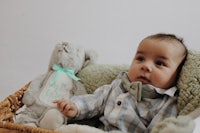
62, 109, 69, 116
65, 104, 71, 111
59, 101, 68, 111
53, 99, 65, 103
52, 99, 60, 103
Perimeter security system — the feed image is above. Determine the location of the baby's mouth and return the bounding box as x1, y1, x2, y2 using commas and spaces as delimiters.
137, 76, 150, 84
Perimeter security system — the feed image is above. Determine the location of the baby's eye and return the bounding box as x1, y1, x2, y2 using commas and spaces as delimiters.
156, 60, 165, 66
136, 56, 144, 62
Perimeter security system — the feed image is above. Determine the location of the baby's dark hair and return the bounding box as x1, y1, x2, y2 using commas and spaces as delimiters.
145, 33, 188, 81
145, 33, 185, 47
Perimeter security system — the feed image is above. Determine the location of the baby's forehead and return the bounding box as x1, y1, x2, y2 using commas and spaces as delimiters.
141, 38, 186, 53
138, 39, 186, 58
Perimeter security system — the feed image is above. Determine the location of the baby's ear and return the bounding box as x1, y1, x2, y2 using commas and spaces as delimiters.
83, 50, 98, 68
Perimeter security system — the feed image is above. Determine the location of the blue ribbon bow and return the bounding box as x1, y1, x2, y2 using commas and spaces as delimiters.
50, 64, 80, 86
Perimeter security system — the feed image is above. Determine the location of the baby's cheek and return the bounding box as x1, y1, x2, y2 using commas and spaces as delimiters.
127, 71, 136, 82
152, 75, 171, 89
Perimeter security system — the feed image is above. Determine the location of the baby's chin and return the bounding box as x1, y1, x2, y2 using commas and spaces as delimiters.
134, 77, 151, 84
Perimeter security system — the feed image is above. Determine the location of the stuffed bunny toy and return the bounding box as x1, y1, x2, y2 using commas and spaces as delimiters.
15, 42, 97, 131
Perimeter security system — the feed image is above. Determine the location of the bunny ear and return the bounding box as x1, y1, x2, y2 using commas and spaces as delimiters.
82, 49, 98, 68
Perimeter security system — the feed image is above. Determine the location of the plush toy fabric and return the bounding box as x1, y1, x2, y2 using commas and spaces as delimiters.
15, 42, 97, 130
56, 124, 123, 133
150, 115, 195, 133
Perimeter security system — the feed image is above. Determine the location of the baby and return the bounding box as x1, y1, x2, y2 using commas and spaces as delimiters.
54, 33, 187, 133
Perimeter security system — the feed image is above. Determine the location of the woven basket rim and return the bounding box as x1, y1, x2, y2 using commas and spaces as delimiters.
0, 82, 59, 133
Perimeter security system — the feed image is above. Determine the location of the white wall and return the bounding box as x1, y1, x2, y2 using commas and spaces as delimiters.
0, 0, 199, 101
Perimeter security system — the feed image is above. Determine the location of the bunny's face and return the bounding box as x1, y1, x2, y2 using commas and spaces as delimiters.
49, 42, 86, 73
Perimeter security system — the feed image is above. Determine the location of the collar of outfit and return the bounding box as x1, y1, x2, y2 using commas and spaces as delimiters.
119, 72, 177, 102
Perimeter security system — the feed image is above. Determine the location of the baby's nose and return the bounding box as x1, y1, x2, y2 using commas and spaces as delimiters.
141, 62, 153, 72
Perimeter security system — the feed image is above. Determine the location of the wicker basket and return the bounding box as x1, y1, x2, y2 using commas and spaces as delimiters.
0, 82, 59, 133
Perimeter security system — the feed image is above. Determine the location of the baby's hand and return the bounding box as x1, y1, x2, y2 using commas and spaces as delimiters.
53, 99, 78, 118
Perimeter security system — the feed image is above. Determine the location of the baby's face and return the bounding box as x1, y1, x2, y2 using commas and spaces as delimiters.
128, 39, 185, 89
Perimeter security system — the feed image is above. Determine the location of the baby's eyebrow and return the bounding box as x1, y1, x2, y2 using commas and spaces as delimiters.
136, 51, 144, 54
136, 50, 169, 60
157, 55, 168, 60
